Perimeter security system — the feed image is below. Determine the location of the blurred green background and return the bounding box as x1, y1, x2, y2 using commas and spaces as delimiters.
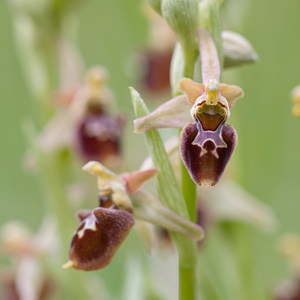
1, 0, 300, 298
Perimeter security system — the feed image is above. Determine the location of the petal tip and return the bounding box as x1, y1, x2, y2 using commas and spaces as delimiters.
82, 161, 99, 173
62, 261, 75, 269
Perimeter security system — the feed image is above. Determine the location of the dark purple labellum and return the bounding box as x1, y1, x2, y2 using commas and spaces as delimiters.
180, 121, 237, 186
68, 208, 134, 271
76, 113, 124, 166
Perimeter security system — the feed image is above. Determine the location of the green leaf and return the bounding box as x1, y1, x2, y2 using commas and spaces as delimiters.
130, 87, 200, 300
130, 87, 189, 220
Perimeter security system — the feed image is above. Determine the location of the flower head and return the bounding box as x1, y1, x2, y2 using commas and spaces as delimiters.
39, 67, 125, 169
63, 161, 204, 271
134, 29, 244, 186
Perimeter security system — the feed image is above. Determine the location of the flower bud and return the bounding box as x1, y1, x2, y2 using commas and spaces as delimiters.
64, 207, 134, 271
161, 0, 198, 50
180, 122, 237, 186
222, 31, 258, 68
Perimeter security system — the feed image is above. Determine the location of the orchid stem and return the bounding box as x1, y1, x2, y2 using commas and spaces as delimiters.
179, 253, 197, 300
181, 160, 197, 222
177, 45, 198, 300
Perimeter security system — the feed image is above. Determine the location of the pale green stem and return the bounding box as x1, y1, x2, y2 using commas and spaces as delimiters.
131, 89, 199, 300
181, 162, 197, 222
178, 40, 198, 300
177, 236, 198, 300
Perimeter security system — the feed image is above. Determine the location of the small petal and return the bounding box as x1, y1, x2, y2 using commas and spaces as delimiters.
181, 122, 237, 186
131, 190, 204, 241
67, 208, 134, 271
82, 161, 122, 185
122, 169, 159, 194
177, 78, 205, 105
198, 29, 220, 84
219, 83, 244, 108
134, 95, 192, 133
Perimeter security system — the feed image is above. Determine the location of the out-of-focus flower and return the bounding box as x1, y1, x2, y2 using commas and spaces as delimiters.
274, 235, 300, 300
0, 219, 58, 300
291, 85, 300, 116
274, 279, 300, 300
137, 4, 176, 94
39, 66, 125, 168
63, 161, 204, 271
134, 29, 244, 186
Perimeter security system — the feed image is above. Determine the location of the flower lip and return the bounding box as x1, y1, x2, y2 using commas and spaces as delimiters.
66, 207, 135, 271
181, 122, 237, 186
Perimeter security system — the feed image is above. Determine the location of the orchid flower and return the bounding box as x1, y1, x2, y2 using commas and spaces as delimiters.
134, 29, 244, 186
63, 161, 204, 271
0, 219, 58, 300
39, 67, 124, 169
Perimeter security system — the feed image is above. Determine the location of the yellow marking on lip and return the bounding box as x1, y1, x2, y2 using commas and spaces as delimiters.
207, 90, 218, 105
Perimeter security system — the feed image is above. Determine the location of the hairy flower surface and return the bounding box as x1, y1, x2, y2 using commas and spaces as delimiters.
134, 29, 244, 186
65, 206, 135, 271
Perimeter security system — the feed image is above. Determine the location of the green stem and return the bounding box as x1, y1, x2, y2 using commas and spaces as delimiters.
178, 240, 197, 300
181, 161, 197, 222
178, 39, 198, 300
132, 89, 199, 300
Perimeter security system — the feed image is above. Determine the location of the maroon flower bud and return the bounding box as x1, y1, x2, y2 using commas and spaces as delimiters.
65, 207, 134, 271
180, 121, 237, 186
76, 110, 125, 168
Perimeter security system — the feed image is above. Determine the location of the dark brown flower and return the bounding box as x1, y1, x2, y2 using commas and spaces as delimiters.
76, 110, 125, 167
140, 50, 172, 93
64, 207, 134, 271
